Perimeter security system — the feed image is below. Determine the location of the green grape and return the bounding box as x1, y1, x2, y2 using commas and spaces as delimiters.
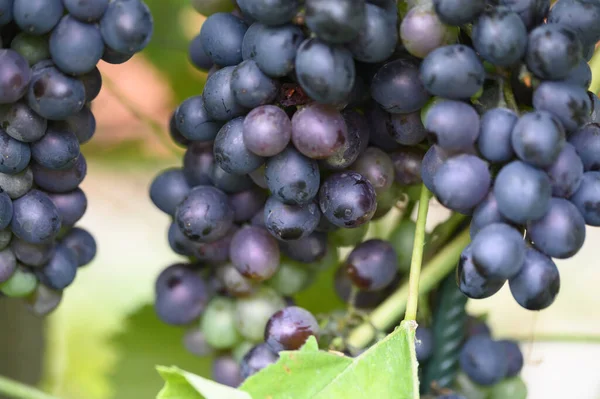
267, 259, 314, 296
373, 183, 404, 220
232, 341, 254, 363
330, 223, 369, 247
235, 286, 286, 342
0, 266, 38, 298
10, 33, 50, 65
191, 0, 235, 16
388, 219, 417, 273
489, 377, 527, 399
200, 296, 242, 350
453, 373, 490, 399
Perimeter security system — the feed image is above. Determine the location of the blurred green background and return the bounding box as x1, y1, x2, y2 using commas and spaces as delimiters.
2, 1, 600, 399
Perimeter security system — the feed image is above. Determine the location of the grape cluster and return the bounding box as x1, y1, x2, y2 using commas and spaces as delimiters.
0, 0, 153, 314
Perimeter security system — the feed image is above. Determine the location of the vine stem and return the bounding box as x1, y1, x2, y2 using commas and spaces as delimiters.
404, 184, 431, 321
346, 229, 471, 349
0, 375, 60, 399
589, 45, 600, 95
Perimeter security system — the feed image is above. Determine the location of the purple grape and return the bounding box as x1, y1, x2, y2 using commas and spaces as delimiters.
546, 143, 583, 198
350, 147, 395, 194
509, 248, 560, 310
214, 116, 264, 175
570, 171, 600, 226
291, 104, 347, 160
213, 356, 243, 388
425, 100, 480, 151
265, 306, 319, 352
345, 239, 397, 291
265, 146, 320, 205
243, 105, 291, 157
240, 343, 279, 379
229, 187, 267, 223
264, 196, 320, 241
230, 226, 280, 282
457, 244, 506, 299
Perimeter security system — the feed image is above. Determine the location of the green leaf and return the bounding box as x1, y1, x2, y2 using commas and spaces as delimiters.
156, 366, 251, 399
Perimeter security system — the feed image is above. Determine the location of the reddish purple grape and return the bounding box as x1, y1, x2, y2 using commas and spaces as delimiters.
264, 306, 320, 352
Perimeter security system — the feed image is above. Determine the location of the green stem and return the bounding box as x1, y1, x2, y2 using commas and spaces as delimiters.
346, 229, 471, 349
0, 375, 60, 399
590, 47, 600, 95
404, 185, 431, 321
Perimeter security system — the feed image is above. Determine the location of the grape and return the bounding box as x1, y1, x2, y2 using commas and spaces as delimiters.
0, 129, 30, 174
28, 65, 86, 120
477, 108, 518, 163
546, 143, 583, 198
525, 24, 582, 80
570, 171, 600, 226
79, 67, 102, 102
527, 198, 586, 259
32, 154, 87, 193
291, 104, 347, 159
26, 284, 62, 316
350, 147, 395, 193
240, 343, 279, 379
231, 60, 278, 109
38, 245, 78, 290
400, 5, 458, 59
243, 105, 291, 157
432, 0, 485, 25
0, 50, 30, 104
100, 47, 133, 65
211, 164, 255, 193
237, 0, 299, 26
202, 66, 249, 121
466, 316, 491, 337
235, 286, 286, 342
214, 117, 264, 174
10, 190, 61, 244
188, 34, 213, 72
509, 247, 560, 310
0, 0, 12, 26
57, 106, 97, 144
363, 104, 401, 152
11, 33, 50, 66
421, 145, 447, 193
265, 146, 320, 205
49, 16, 104, 75
330, 222, 369, 247
348, 3, 397, 63
265, 306, 319, 352
31, 127, 80, 170
433, 154, 491, 212
471, 223, 525, 280
0, 190, 11, 230
345, 239, 397, 291
493, 160, 551, 224
167, 222, 194, 257
498, 340, 523, 377
415, 327, 433, 362
13, 0, 63, 35
569, 123, 600, 171
243, 23, 304, 78
200, 296, 241, 350
193, 225, 237, 264
100, 0, 153, 55
0, 101, 47, 142
280, 231, 327, 263
0, 248, 16, 283
168, 113, 189, 148
63, 0, 109, 22
175, 186, 234, 243
154, 264, 208, 325
183, 329, 213, 357
499, 0, 549, 29
388, 220, 417, 273
425, 100, 480, 151
0, 167, 32, 199
470, 194, 509, 238
420, 45, 485, 100
489, 377, 528, 399
174, 96, 223, 142
511, 111, 566, 167
230, 226, 280, 281
267, 259, 313, 296
200, 13, 248, 67
322, 110, 369, 170
212, 356, 243, 388
10, 238, 55, 267
264, 196, 320, 241
459, 336, 508, 386
457, 245, 506, 299
319, 171, 377, 228
216, 263, 255, 297
371, 59, 431, 114
548, 0, 600, 47
183, 142, 215, 186
389, 148, 423, 186
472, 8, 527, 66
334, 266, 389, 309
532, 81, 591, 133
0, 266, 37, 297
61, 227, 96, 267
229, 187, 266, 223
305, 0, 365, 44
561, 60, 592, 89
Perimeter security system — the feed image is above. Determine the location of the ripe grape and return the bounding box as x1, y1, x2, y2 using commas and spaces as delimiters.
231, 60, 279, 109
230, 226, 280, 281
149, 168, 191, 217
477, 108, 518, 163
99, 0, 153, 55
243, 105, 291, 157
532, 81, 591, 133
214, 117, 264, 175
371, 59, 431, 114
400, 5, 458, 59
263, 196, 320, 241
511, 111, 565, 167
459, 336, 508, 386
200, 13, 248, 67
348, 3, 398, 63
265, 306, 319, 352
0, 101, 47, 142
0, 50, 31, 104
345, 239, 397, 291
415, 327, 433, 362
350, 147, 395, 194
525, 24, 582, 80
212, 356, 243, 388
31, 127, 80, 170
175, 96, 223, 142
0, 168, 33, 199
183, 142, 215, 186
237, 0, 300, 26
570, 171, 600, 226
457, 245, 506, 299
229, 188, 267, 223
391, 147, 424, 185
10, 190, 61, 244
13, 0, 64, 35
38, 245, 78, 290
548, 0, 600, 47
425, 100, 480, 151
10, 238, 55, 267
280, 231, 328, 263
433, 0, 485, 25
0, 129, 30, 174
498, 340, 524, 377
240, 343, 279, 379
27, 65, 86, 120
509, 248, 560, 310
546, 143, 583, 198
421, 145, 447, 193
472, 8, 527, 66
569, 123, 600, 171
265, 146, 320, 205
202, 66, 249, 122
499, 0, 549, 29
188, 34, 213, 72
49, 16, 104, 75
63, 0, 109, 22
305, 0, 365, 44
470, 194, 509, 238
471, 223, 525, 280
61, 227, 97, 267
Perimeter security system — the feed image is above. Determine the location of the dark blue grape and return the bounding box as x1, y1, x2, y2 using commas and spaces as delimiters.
477, 108, 518, 163
229, 187, 266, 223
569, 123, 600, 171
202, 66, 249, 121
188, 33, 213, 72
155, 263, 209, 325
493, 160, 551, 223
265, 306, 319, 352
472, 8, 527, 66
0, 190, 11, 230
334, 265, 390, 308
371, 59, 431, 113
214, 117, 264, 175
49, 16, 104, 75
364, 102, 401, 151
570, 171, 600, 226
0, 101, 47, 143
323, 110, 369, 169
175, 186, 234, 243
305, 0, 365, 44
0, 0, 12, 26
345, 239, 397, 291
561, 60, 592, 89
425, 100, 480, 151
546, 143, 583, 198
183, 142, 214, 186
0, 50, 31, 104
415, 327, 433, 362
470, 193, 509, 238
28, 65, 86, 120
471, 223, 525, 280
532, 81, 591, 132
421, 145, 447, 193
240, 343, 279, 379
231, 60, 278, 109
63, 0, 109, 22
420, 45, 485, 99
548, 0, 600, 48
0, 129, 30, 174
319, 171, 377, 228
350, 147, 395, 193
37, 245, 78, 290
466, 316, 492, 337
243, 105, 291, 157
291, 104, 347, 160
527, 197, 586, 259
459, 336, 508, 386
211, 164, 255, 193
525, 24, 582, 80
101, 46, 132, 64
31, 127, 80, 170
244, 23, 304, 77
10, 190, 61, 244
388, 110, 428, 147
499, 0, 549, 29
149, 168, 191, 216
168, 112, 189, 148
13, 0, 63, 35
265, 146, 320, 205
26, 284, 62, 316
264, 196, 320, 241
348, 3, 397, 63
200, 12, 247, 67
32, 154, 87, 193
498, 340, 524, 377
457, 244, 506, 299
55, 106, 96, 145
390, 147, 424, 185
433, 154, 491, 212
295, 38, 355, 104
79, 67, 102, 102
433, 0, 485, 25
400, 5, 458, 59
509, 247, 560, 310
175, 96, 224, 141
61, 227, 96, 267
511, 111, 565, 167
0, 247, 15, 283
212, 356, 242, 388
100, 0, 153, 54
280, 231, 327, 263
167, 222, 194, 257
0, 168, 32, 199
237, 0, 299, 26
193, 225, 237, 265
47, 188, 87, 226
230, 225, 280, 281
